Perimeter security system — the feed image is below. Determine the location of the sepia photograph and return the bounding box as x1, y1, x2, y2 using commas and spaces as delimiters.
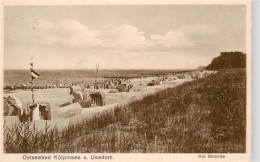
1, 1, 251, 161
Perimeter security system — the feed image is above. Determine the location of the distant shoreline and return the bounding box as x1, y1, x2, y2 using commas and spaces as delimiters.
4, 68, 196, 71
3, 69, 200, 87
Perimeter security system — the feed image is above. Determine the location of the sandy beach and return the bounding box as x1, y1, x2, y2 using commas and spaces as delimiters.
4, 72, 198, 131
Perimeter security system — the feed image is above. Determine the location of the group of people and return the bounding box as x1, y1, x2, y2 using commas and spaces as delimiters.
3, 82, 70, 90
172, 70, 216, 80
70, 78, 132, 90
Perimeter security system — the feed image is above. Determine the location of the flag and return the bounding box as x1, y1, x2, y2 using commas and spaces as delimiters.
31, 68, 40, 79
30, 56, 33, 67
30, 56, 40, 80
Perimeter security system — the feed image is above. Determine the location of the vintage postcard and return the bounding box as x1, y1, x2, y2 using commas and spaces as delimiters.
0, 0, 251, 161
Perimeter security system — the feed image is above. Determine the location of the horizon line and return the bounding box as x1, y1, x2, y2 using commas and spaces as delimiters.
4, 68, 199, 70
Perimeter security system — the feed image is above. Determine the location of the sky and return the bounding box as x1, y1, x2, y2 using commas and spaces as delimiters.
4, 5, 246, 69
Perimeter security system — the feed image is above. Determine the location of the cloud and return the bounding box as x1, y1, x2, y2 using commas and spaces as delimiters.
150, 30, 194, 49
150, 25, 215, 51
101, 25, 151, 50
41, 19, 102, 48
40, 19, 215, 52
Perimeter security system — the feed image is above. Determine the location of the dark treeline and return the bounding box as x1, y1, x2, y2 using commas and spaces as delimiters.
206, 51, 246, 70
4, 69, 246, 153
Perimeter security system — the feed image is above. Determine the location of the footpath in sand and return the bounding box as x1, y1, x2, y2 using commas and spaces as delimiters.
4, 73, 201, 131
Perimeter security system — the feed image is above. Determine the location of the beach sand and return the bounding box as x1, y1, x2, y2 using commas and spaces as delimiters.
4, 71, 214, 131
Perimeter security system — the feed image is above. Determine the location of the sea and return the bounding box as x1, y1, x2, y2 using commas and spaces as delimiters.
4, 69, 192, 86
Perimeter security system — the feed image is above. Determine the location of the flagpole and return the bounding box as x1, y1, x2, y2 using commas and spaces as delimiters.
30, 56, 35, 103
31, 77, 34, 103
95, 63, 99, 89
